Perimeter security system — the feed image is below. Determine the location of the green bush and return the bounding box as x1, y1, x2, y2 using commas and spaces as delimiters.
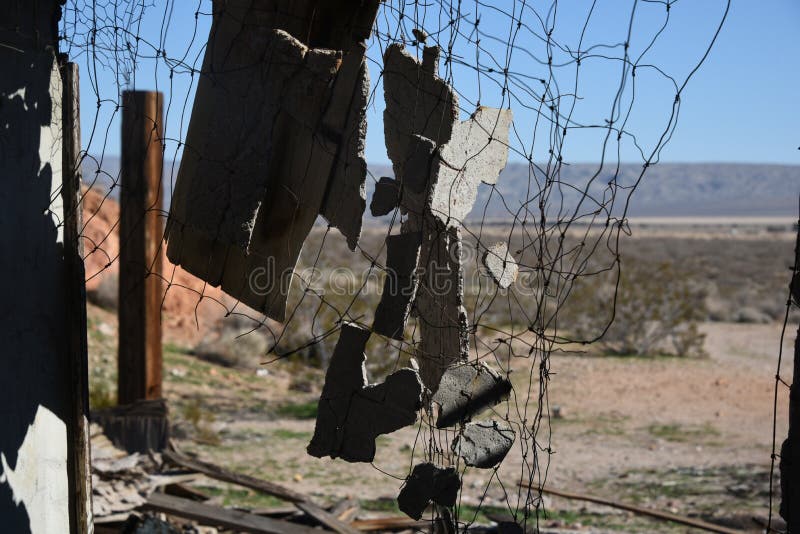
565, 261, 707, 357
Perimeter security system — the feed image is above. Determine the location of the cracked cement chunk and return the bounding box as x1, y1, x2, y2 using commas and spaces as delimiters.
370, 177, 401, 216
452, 420, 516, 468
482, 242, 518, 289
397, 463, 461, 520
414, 218, 469, 391
373, 232, 422, 340
403, 135, 438, 195
430, 107, 513, 225
432, 362, 512, 428
383, 44, 458, 175
308, 323, 423, 462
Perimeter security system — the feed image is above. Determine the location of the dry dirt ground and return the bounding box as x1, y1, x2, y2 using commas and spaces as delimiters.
89, 303, 795, 532
83, 197, 796, 532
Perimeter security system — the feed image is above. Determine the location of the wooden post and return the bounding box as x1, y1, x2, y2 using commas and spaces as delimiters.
119, 90, 164, 405
61, 60, 94, 533
780, 200, 800, 529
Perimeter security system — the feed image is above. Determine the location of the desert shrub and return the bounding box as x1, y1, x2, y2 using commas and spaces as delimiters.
180, 397, 220, 445
565, 261, 707, 357
193, 314, 270, 368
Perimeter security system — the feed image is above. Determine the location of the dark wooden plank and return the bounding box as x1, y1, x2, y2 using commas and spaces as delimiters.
295, 502, 361, 534
779, 203, 800, 530
60, 58, 93, 534
164, 482, 209, 502
92, 398, 169, 453
349, 517, 432, 531
520, 484, 742, 534
144, 493, 320, 534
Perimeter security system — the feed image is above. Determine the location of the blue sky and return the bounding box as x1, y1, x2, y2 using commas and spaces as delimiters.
64, 1, 798, 165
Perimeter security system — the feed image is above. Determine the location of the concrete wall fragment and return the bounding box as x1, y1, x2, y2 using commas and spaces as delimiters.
397, 463, 461, 520
430, 107, 513, 225
452, 420, 515, 468
431, 363, 512, 428
382, 44, 458, 181
167, 0, 378, 321
482, 242, 519, 289
413, 218, 470, 391
370, 177, 401, 216
308, 323, 423, 462
373, 232, 422, 340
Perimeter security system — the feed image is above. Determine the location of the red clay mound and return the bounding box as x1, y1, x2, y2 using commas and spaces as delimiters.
81, 186, 241, 344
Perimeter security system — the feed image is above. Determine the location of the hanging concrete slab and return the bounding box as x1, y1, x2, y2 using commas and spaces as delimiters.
397, 463, 460, 520
373, 232, 422, 340
452, 420, 516, 468
431, 362, 512, 428
413, 218, 470, 391
370, 177, 401, 216
382, 44, 458, 180
483, 242, 519, 289
430, 107, 513, 226
308, 323, 423, 463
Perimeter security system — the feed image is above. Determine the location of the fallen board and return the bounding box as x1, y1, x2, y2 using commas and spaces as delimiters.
144, 493, 320, 534
162, 450, 359, 534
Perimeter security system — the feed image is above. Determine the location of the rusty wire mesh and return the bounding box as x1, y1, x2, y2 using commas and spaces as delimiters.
59, 0, 730, 529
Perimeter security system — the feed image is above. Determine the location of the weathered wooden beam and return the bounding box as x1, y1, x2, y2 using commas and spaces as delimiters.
519, 483, 743, 534
162, 450, 308, 503
118, 90, 164, 404
349, 517, 433, 531
162, 449, 359, 534
144, 492, 321, 534
60, 60, 94, 533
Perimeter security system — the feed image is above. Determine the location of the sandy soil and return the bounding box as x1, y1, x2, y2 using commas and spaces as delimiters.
141, 320, 795, 532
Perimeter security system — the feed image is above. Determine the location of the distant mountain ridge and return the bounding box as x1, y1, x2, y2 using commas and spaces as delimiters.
83, 158, 799, 218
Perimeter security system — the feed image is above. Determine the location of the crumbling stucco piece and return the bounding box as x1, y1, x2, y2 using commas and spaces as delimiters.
370, 177, 401, 217
413, 217, 470, 391
308, 323, 423, 462
373, 232, 422, 340
482, 242, 518, 289
397, 463, 461, 520
432, 362, 512, 428
429, 107, 513, 225
452, 420, 516, 468
383, 44, 458, 177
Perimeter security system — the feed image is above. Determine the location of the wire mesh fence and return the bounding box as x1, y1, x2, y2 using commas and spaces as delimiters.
57, 0, 731, 529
